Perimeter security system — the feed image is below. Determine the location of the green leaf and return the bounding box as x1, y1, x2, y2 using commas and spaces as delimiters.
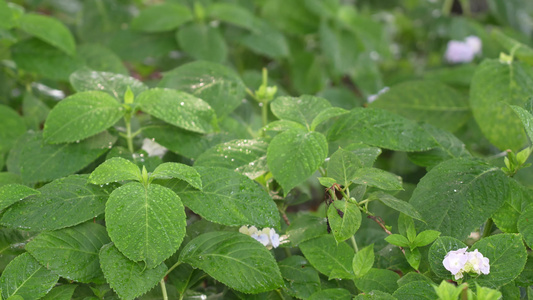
278, 255, 321, 299
310, 107, 349, 131
43, 91, 124, 144
270, 95, 331, 128
511, 105, 533, 144
516, 254, 533, 286
69, 69, 148, 100
99, 243, 167, 300
179, 231, 283, 294
19, 13, 75, 56
405, 247, 422, 270
176, 23, 227, 63
137, 88, 215, 134
89, 157, 142, 185
327, 200, 362, 243
241, 21, 290, 58
207, 3, 257, 31
469, 233, 527, 288
17, 131, 116, 184
142, 122, 235, 159
11, 38, 84, 81
470, 59, 533, 150
354, 268, 399, 294
77, 44, 129, 75
23, 92, 50, 131
353, 244, 374, 279
267, 129, 328, 195
413, 230, 440, 247
299, 235, 354, 279
0, 175, 111, 231
262, 120, 307, 132
328, 108, 437, 152
392, 281, 437, 300
351, 168, 403, 191
0, 184, 39, 211
407, 123, 472, 169
308, 289, 352, 300
165, 166, 280, 228
0, 0, 15, 29
105, 182, 186, 268
0, 105, 26, 154
492, 178, 530, 233
158, 61, 246, 117
41, 284, 78, 300
327, 148, 363, 187
353, 290, 396, 300
131, 3, 192, 32
195, 139, 268, 179
0, 253, 59, 300
409, 158, 510, 239
384, 234, 410, 248
369, 81, 469, 132
428, 236, 467, 279
518, 204, 533, 248
25, 222, 110, 283
318, 177, 338, 187
151, 162, 202, 190
371, 192, 423, 221
397, 272, 433, 287
285, 215, 328, 247
492, 29, 533, 65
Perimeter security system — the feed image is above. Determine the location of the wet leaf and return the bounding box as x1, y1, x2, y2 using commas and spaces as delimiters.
270, 95, 331, 129
354, 268, 399, 294
151, 162, 201, 190
328, 108, 438, 151
105, 182, 186, 268
17, 131, 116, 184
353, 244, 375, 279
158, 61, 245, 117
0, 184, 39, 211
308, 288, 352, 300
327, 200, 362, 242
409, 158, 510, 239
470, 59, 533, 150
26, 222, 110, 283
392, 281, 437, 300
351, 168, 403, 191
299, 235, 354, 279
1, 175, 111, 231
41, 284, 78, 300
100, 244, 167, 300
165, 166, 279, 228
179, 231, 283, 294
267, 129, 328, 195
138, 88, 215, 134
278, 255, 321, 299
176, 23, 227, 63
89, 157, 142, 185
70, 69, 147, 100
370, 192, 423, 221
43, 91, 124, 144
0, 253, 59, 300
195, 139, 268, 179
0, 105, 26, 154
428, 236, 467, 279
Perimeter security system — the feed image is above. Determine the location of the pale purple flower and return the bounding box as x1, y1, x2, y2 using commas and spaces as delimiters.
465, 249, 490, 275
443, 247, 468, 279
239, 226, 286, 249
444, 35, 482, 64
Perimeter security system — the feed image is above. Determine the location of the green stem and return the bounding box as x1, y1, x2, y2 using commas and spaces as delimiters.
160, 279, 168, 300
482, 218, 493, 238
164, 261, 182, 277
275, 289, 286, 300
442, 0, 454, 16
261, 102, 269, 128
125, 116, 134, 153
351, 236, 359, 252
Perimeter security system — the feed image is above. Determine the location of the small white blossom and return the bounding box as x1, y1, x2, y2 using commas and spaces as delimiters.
141, 138, 167, 158
443, 247, 490, 280
444, 35, 482, 64
239, 225, 288, 250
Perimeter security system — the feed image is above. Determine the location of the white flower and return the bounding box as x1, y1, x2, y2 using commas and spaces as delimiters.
238, 226, 287, 249
141, 138, 167, 158
443, 247, 490, 280
444, 35, 482, 64
443, 247, 468, 280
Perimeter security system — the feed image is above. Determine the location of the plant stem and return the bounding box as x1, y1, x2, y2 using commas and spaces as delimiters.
275, 289, 286, 300
442, 0, 454, 16
261, 102, 269, 128
482, 218, 493, 238
351, 235, 359, 252
160, 278, 168, 300
164, 261, 182, 277
125, 117, 134, 153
